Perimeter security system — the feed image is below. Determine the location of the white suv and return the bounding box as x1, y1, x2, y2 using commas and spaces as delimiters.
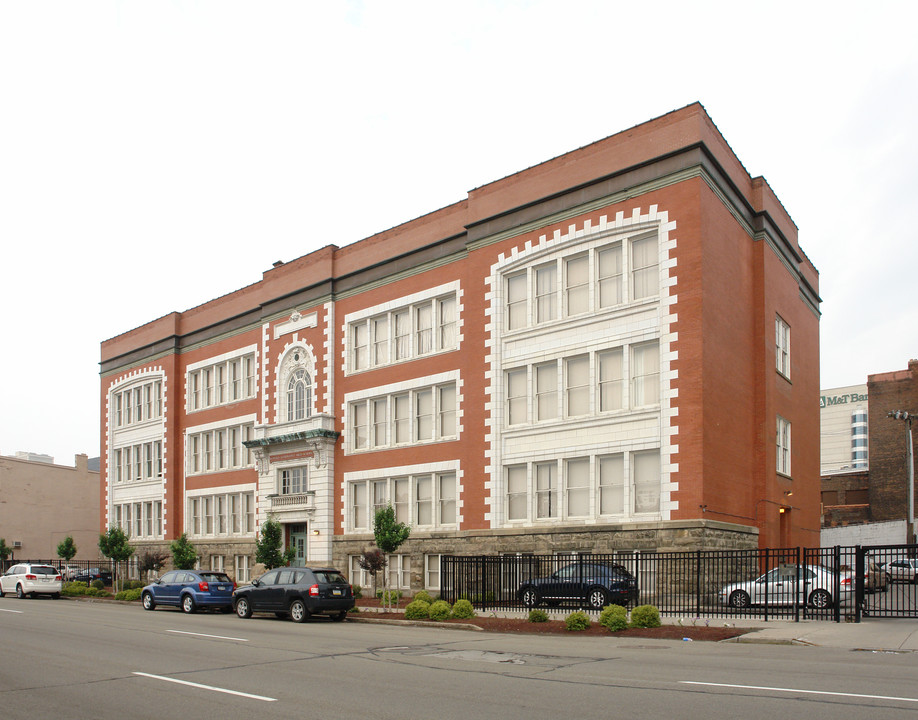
0, 563, 63, 599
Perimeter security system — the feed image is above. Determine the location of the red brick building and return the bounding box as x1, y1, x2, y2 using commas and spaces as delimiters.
100, 103, 820, 590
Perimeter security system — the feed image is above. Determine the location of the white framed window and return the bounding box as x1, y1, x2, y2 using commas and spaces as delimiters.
387, 554, 410, 590
598, 454, 624, 515
112, 440, 163, 483
187, 352, 257, 412
186, 422, 255, 475
349, 383, 459, 452
502, 232, 659, 332
565, 355, 590, 417
506, 272, 528, 330
504, 449, 660, 523
565, 458, 590, 517
598, 349, 623, 412
631, 235, 659, 300
348, 292, 459, 372
211, 555, 225, 572
565, 254, 589, 316
287, 368, 312, 421
506, 368, 527, 426
535, 363, 558, 421
631, 342, 660, 408
776, 315, 790, 379
535, 462, 558, 519
188, 491, 255, 538
777, 416, 791, 476
281, 467, 308, 495
425, 554, 442, 590
113, 378, 163, 428
348, 472, 457, 532
235, 555, 251, 583
632, 450, 661, 513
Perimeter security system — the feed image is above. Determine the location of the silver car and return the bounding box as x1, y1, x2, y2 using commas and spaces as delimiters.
0, 563, 63, 599
719, 565, 853, 609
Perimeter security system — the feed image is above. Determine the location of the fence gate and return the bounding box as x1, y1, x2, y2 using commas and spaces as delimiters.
858, 544, 918, 619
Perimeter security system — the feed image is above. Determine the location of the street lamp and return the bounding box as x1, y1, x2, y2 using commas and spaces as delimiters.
888, 410, 917, 543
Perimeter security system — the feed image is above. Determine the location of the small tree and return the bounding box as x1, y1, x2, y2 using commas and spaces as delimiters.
57, 536, 77, 563
99, 527, 134, 593
170, 533, 198, 570
139, 550, 170, 580
373, 505, 410, 611
356, 548, 387, 599
255, 516, 295, 570
0, 538, 10, 564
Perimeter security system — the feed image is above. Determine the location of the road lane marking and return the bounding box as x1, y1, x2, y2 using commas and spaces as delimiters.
132, 672, 276, 702
167, 629, 248, 642
681, 681, 918, 704
0, 608, 24, 614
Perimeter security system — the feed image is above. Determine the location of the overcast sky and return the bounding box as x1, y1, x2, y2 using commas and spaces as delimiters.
2, 1, 916, 466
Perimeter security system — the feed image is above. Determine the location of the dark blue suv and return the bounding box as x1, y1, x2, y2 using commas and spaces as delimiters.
518, 562, 638, 610
141, 570, 235, 613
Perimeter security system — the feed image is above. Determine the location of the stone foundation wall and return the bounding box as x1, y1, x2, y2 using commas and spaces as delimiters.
333, 520, 758, 593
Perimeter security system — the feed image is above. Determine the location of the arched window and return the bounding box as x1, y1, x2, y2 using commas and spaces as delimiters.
287, 368, 312, 421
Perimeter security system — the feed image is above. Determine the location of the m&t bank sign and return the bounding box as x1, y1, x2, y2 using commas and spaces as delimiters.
820, 392, 867, 408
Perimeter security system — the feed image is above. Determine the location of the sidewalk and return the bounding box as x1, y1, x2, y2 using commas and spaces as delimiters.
731, 618, 918, 651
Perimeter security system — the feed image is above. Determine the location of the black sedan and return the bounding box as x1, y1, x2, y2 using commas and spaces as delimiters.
518, 562, 639, 610
71, 567, 113, 585
233, 566, 354, 622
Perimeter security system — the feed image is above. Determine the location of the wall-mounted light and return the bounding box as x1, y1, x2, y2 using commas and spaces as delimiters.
779, 507, 787, 514
312, 529, 320, 536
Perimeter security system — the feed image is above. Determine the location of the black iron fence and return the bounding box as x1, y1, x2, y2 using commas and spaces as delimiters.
441, 544, 918, 622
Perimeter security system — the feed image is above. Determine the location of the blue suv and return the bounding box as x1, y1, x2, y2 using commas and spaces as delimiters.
518, 562, 638, 610
142, 570, 235, 613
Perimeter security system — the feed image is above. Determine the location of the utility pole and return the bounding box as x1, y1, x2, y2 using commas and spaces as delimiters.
888, 411, 916, 544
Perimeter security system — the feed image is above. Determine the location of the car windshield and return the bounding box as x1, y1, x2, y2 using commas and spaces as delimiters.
315, 571, 347, 584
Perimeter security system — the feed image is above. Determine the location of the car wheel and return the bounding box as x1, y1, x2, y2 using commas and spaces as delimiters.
142, 592, 156, 611
728, 590, 751, 608
332, 611, 348, 622
235, 598, 252, 618
16, 585, 27, 599
181, 595, 197, 614
520, 587, 540, 608
289, 599, 308, 623
587, 587, 610, 610
809, 589, 832, 609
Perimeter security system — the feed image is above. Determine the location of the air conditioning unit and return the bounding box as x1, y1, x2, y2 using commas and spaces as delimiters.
12, 541, 22, 548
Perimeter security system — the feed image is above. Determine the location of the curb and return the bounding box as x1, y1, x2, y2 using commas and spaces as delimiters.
347, 616, 483, 631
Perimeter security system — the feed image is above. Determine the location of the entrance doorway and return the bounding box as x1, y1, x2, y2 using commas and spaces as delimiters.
289, 523, 307, 565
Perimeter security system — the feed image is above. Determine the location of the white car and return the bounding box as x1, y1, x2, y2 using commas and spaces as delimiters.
719, 565, 853, 609
0, 563, 63, 599
885, 558, 918, 583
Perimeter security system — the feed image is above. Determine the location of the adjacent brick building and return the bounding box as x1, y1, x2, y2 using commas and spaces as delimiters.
867, 360, 918, 540
100, 103, 821, 591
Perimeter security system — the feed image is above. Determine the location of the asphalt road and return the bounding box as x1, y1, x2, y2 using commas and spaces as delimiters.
2, 596, 917, 719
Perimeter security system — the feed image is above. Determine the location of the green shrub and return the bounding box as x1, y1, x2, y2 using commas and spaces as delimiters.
351, 584, 363, 599
428, 600, 451, 621
91, 579, 105, 591
451, 598, 475, 619
404, 599, 431, 620
61, 582, 88, 596
115, 588, 143, 601
125, 580, 145, 590
413, 590, 434, 605
565, 611, 592, 631
528, 609, 549, 623
599, 604, 629, 632
629, 604, 661, 629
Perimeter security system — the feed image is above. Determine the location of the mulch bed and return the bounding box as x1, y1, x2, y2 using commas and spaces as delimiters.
353, 601, 751, 641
